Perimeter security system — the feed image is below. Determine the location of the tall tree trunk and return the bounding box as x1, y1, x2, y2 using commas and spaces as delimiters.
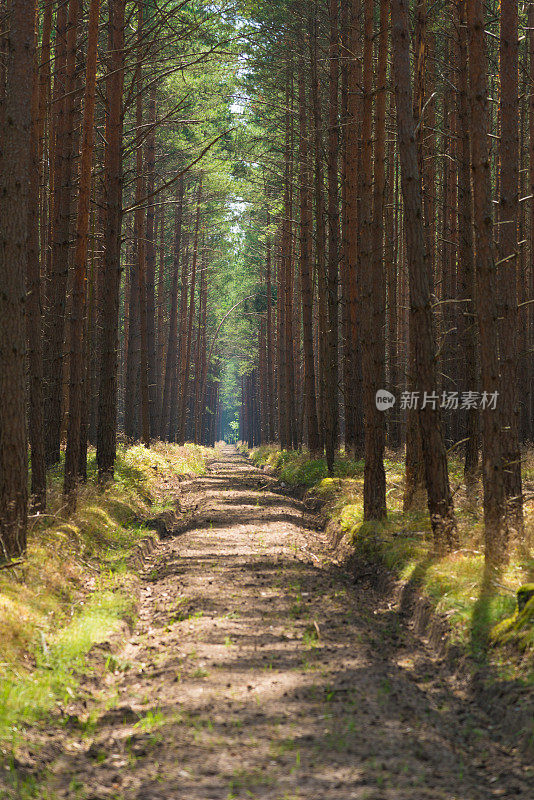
370, 0, 389, 493
193, 252, 204, 443
160, 179, 184, 439
138, 200, 150, 447
64, 0, 101, 504
43, 0, 79, 465
529, 3, 534, 448
259, 320, 267, 443
0, 0, 33, 559
38, 0, 53, 280
456, 0, 479, 487
391, 0, 457, 553
403, 0, 428, 508
43, 1, 67, 465
385, 111, 400, 449
325, 0, 340, 473
281, 65, 296, 449
156, 203, 166, 427
340, 0, 354, 455
360, 0, 388, 520
298, 50, 320, 454
175, 230, 190, 442
241, 378, 246, 444
413, 0, 436, 279
195, 260, 208, 444
145, 85, 158, 438
277, 236, 288, 447
518, 74, 529, 446
80, 203, 97, 473
178, 178, 202, 444
292, 228, 303, 448
440, 34, 459, 446
125, 244, 140, 438
88, 198, 105, 446
135, 3, 150, 447
265, 230, 275, 441
498, 0, 523, 534
310, 8, 327, 453
27, 5, 46, 511
345, 0, 364, 458
97, 0, 126, 481
466, 0, 507, 562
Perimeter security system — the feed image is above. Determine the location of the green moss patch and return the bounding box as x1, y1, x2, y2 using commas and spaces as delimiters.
492, 588, 534, 652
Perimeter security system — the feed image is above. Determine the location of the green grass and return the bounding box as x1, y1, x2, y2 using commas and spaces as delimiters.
0, 442, 210, 752
251, 445, 364, 488
0, 576, 134, 745
249, 444, 534, 677
134, 709, 166, 732
492, 588, 534, 652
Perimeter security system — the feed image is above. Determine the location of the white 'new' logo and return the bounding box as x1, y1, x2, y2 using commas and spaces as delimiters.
375, 390, 395, 410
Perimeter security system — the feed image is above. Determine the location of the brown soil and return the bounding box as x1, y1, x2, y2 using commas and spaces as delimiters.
8, 448, 534, 799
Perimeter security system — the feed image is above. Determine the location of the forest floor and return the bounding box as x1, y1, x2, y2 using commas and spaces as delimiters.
3, 447, 534, 800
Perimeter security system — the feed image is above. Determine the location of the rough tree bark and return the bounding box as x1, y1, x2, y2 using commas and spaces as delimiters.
43, 0, 79, 465
64, 0, 101, 503
325, 0, 340, 473
456, 0, 479, 487
466, 0, 508, 562
345, 0, 364, 458
178, 178, 202, 445
145, 85, 158, 438
265, 228, 276, 441
298, 48, 320, 455
160, 179, 184, 439
135, 2, 150, 448
310, 6, 327, 452
97, 0, 126, 481
0, 0, 34, 559
156, 204, 166, 426
27, 4, 46, 511
175, 230, 190, 442
498, 0, 523, 534
359, 0, 388, 520
529, 3, 534, 447
390, 0, 458, 553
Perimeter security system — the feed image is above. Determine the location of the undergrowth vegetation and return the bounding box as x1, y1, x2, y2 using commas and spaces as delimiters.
0, 443, 209, 747
249, 445, 534, 679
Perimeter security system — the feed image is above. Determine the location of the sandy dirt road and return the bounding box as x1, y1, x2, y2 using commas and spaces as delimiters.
15, 447, 533, 799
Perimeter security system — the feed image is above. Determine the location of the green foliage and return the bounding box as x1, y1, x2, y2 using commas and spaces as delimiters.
226, 416, 240, 444
0, 444, 209, 750
492, 590, 534, 652
251, 446, 364, 488
0, 575, 134, 745
250, 445, 534, 676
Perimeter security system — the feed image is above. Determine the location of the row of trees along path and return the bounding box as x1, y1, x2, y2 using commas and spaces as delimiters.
0, 0, 533, 571
237, 0, 533, 567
